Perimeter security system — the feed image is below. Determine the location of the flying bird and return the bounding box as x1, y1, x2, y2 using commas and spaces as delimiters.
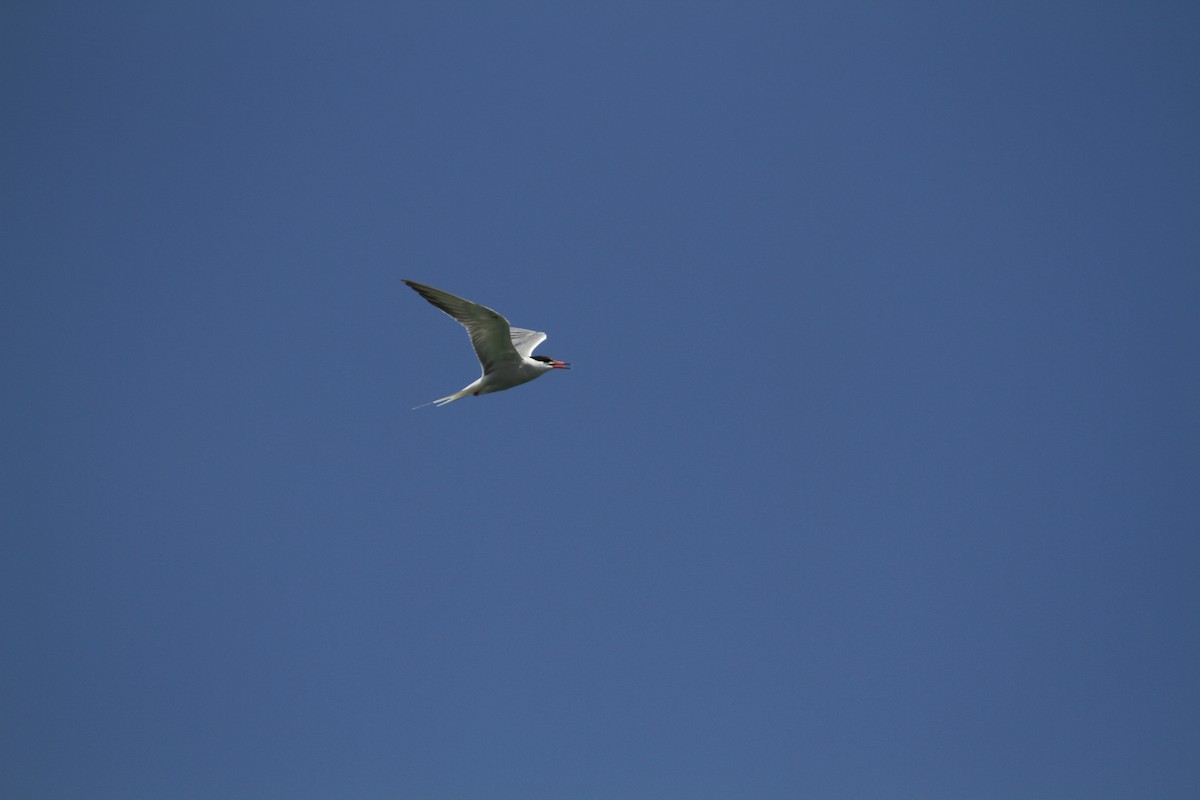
403, 279, 571, 408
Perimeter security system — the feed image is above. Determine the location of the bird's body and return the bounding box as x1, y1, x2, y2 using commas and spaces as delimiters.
403, 279, 570, 408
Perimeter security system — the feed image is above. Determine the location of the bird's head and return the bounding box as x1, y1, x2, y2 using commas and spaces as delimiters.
532, 355, 571, 370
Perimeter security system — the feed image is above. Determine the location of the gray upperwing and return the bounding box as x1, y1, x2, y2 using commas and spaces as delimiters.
404, 280, 522, 374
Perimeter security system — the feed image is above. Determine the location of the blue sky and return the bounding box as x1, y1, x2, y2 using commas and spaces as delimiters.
3, 3, 1198, 798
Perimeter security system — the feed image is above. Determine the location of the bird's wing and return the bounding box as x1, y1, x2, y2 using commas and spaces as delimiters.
509, 327, 547, 358
404, 280, 522, 374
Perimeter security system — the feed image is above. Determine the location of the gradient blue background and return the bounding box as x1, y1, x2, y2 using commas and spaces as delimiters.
4, 3, 1198, 798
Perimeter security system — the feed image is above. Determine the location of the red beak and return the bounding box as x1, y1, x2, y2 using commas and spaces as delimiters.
551, 361, 571, 369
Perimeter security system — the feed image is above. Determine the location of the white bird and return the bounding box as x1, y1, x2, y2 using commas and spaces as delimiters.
403, 279, 571, 408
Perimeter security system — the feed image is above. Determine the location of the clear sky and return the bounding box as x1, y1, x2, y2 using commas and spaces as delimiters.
3, 3, 1198, 799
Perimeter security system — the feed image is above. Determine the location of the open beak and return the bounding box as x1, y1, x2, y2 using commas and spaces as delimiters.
551, 360, 571, 369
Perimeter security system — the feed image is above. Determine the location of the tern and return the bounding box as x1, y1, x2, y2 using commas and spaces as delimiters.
403, 279, 571, 408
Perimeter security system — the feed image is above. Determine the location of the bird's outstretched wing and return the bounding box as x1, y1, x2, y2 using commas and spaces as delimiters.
403, 280, 522, 374
509, 327, 547, 358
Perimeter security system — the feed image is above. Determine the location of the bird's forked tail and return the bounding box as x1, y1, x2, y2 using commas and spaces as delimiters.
412, 388, 471, 410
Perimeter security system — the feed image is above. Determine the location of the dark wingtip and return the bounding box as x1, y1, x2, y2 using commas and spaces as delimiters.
404, 279, 433, 298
